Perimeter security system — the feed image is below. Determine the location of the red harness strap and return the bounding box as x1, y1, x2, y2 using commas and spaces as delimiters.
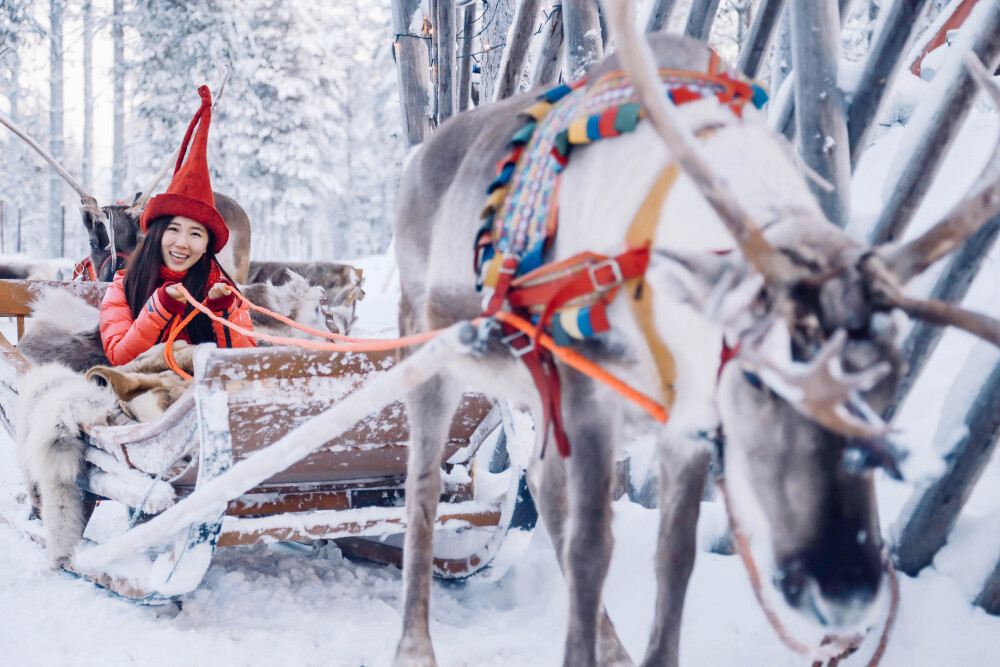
489, 246, 651, 457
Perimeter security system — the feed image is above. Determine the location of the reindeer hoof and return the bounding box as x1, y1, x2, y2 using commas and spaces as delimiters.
393, 637, 437, 667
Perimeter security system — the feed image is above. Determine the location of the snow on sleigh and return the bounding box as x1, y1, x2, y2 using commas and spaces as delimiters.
0, 278, 535, 604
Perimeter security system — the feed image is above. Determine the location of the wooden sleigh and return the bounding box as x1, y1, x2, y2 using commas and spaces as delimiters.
0, 279, 535, 603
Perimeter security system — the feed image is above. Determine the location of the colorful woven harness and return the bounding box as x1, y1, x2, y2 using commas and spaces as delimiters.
476, 52, 767, 456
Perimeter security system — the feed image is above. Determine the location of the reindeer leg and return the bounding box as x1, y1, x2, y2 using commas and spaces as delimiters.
642, 432, 712, 667
527, 442, 634, 666
559, 376, 620, 667
394, 373, 463, 667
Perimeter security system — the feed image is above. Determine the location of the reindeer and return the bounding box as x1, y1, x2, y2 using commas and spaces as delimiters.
0, 113, 251, 284
391, 4, 1000, 666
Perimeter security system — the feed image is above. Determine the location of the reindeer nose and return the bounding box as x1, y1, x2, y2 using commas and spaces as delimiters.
777, 548, 881, 627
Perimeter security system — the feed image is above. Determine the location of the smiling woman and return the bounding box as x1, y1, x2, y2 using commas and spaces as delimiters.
98, 86, 256, 366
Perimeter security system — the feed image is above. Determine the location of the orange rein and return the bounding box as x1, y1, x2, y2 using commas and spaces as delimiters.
162, 286, 670, 425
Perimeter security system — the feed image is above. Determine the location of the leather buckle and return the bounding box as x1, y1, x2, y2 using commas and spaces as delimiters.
501, 330, 536, 357
588, 258, 623, 291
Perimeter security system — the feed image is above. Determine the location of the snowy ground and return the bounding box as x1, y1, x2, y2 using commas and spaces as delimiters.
3, 77, 1000, 667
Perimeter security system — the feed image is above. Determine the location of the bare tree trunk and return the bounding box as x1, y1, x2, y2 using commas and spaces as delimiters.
82, 0, 94, 194
790, 0, 850, 226
436, 0, 456, 123
480, 0, 516, 103
48, 0, 65, 257
494, 0, 543, 101
392, 0, 433, 147
457, 3, 476, 112
847, 0, 933, 166
684, 0, 722, 41
112, 0, 126, 198
532, 5, 564, 88
892, 343, 1000, 577
869, 2, 1000, 244
644, 0, 679, 33
884, 215, 1000, 422
563, 0, 603, 81
738, 0, 788, 78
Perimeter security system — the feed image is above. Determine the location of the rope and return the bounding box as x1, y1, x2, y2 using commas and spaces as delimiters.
160, 287, 670, 426
493, 310, 668, 423
717, 477, 899, 666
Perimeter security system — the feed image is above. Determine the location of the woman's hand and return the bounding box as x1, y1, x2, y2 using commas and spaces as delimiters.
165, 284, 186, 303
208, 282, 232, 300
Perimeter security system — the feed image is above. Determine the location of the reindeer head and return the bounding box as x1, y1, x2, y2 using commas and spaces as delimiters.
82, 202, 144, 282
606, 0, 1000, 631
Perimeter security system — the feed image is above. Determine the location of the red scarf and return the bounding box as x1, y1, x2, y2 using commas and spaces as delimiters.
159, 261, 224, 343
159, 261, 223, 294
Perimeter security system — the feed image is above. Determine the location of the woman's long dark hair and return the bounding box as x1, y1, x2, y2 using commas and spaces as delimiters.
123, 216, 236, 344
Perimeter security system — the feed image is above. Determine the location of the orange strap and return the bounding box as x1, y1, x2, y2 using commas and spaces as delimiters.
163, 285, 446, 380
494, 310, 667, 423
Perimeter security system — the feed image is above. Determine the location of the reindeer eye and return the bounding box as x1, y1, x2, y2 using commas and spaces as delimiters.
742, 370, 763, 390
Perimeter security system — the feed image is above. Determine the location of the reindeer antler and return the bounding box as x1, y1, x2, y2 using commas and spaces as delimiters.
601, 0, 799, 286
0, 111, 105, 220
872, 53, 1000, 348
883, 54, 1000, 283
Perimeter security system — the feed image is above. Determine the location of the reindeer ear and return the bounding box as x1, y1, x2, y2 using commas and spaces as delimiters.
81, 211, 95, 233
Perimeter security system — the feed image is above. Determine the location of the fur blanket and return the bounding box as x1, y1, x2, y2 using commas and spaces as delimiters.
14, 346, 196, 570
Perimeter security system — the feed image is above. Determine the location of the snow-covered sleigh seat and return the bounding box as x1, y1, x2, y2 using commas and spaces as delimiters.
0, 279, 534, 603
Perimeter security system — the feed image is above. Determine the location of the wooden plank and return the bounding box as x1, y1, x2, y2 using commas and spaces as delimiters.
0, 279, 107, 316
216, 505, 502, 548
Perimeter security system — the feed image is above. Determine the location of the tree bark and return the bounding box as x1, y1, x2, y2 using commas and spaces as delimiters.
456, 3, 475, 111
112, 0, 126, 198
892, 343, 1000, 577
790, 0, 851, 226
436, 0, 456, 123
392, 0, 433, 147
644, 0, 679, 33
48, 0, 65, 257
82, 0, 94, 194
494, 0, 543, 101
563, 0, 602, 81
738, 0, 787, 79
869, 2, 1000, 244
847, 0, 933, 166
531, 5, 564, 88
684, 0, 722, 41
480, 0, 516, 103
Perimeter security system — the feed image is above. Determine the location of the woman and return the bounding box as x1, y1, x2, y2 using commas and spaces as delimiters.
100, 85, 255, 366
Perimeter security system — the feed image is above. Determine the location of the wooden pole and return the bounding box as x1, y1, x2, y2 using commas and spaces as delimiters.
0, 200, 5, 254
494, 0, 543, 101
869, 2, 1000, 244
60, 205, 65, 257
531, 5, 564, 88
892, 344, 1000, 577
456, 3, 475, 111
644, 0, 679, 33
790, 0, 851, 226
392, 0, 433, 147
847, 0, 934, 166
563, 0, 603, 80
436, 0, 456, 123
684, 0, 722, 41
738, 0, 788, 78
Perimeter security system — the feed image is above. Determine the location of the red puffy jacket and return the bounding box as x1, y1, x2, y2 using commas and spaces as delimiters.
100, 270, 256, 366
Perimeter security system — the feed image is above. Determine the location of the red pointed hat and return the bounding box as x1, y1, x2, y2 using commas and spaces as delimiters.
141, 85, 228, 253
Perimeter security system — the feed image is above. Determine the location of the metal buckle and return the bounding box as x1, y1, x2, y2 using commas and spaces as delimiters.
501, 330, 536, 357
588, 258, 624, 291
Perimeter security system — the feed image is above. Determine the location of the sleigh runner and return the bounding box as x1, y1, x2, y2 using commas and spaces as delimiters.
0, 278, 533, 603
